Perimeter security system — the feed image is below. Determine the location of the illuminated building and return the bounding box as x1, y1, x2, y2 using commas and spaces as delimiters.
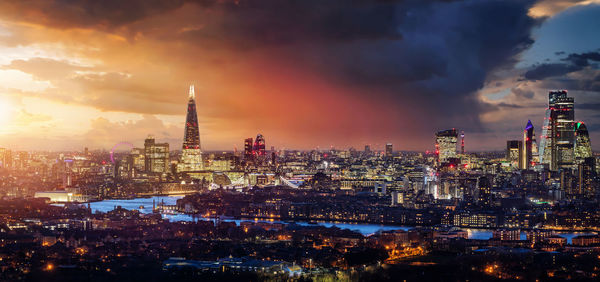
178, 85, 204, 172
577, 157, 596, 198
34, 191, 74, 203
506, 140, 522, 168
574, 121, 592, 162
385, 143, 393, 158
435, 129, 458, 164
460, 131, 465, 154
253, 134, 266, 157
539, 90, 575, 170
144, 136, 169, 173
244, 138, 254, 161
520, 120, 535, 169
0, 147, 11, 168
477, 176, 492, 207
130, 148, 145, 171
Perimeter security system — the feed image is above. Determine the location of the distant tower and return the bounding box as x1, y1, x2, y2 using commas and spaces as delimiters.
178, 85, 203, 172
574, 121, 593, 163
144, 136, 170, 173
539, 90, 575, 170
244, 138, 254, 161
506, 140, 522, 168
521, 120, 535, 169
385, 143, 393, 158
460, 131, 465, 154
435, 129, 458, 164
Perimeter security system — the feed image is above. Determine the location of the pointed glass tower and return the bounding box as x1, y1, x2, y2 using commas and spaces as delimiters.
521, 120, 535, 169
178, 85, 203, 172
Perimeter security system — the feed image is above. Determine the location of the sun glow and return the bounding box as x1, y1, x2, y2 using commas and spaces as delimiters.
0, 99, 11, 127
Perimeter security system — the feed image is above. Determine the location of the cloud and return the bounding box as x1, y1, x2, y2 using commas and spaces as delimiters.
13, 110, 53, 125
523, 51, 600, 80
524, 63, 583, 80
529, 0, 600, 17
0, 0, 215, 31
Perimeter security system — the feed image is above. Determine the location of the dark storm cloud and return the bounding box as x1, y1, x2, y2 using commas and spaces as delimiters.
524, 51, 600, 80
182, 0, 538, 132
524, 63, 582, 80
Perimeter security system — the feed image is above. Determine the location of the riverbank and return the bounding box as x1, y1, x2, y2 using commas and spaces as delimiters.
86, 196, 598, 242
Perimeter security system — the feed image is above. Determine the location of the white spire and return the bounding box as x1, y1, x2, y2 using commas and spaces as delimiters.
189, 85, 195, 99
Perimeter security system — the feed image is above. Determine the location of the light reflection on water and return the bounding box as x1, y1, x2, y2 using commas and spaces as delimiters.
89, 196, 595, 241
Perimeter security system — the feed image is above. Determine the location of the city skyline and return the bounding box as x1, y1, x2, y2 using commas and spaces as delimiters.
0, 1, 599, 152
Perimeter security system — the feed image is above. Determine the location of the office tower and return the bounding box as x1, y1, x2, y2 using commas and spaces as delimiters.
477, 176, 492, 207
0, 147, 11, 168
539, 90, 575, 170
436, 129, 458, 164
460, 131, 465, 154
574, 121, 593, 163
178, 85, 203, 172
364, 145, 371, 155
253, 134, 266, 156
521, 120, 535, 169
244, 138, 254, 161
577, 157, 596, 198
144, 136, 169, 173
506, 140, 522, 168
130, 148, 145, 172
385, 143, 393, 158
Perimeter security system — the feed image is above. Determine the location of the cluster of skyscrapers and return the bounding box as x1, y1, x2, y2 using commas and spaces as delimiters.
508, 90, 593, 171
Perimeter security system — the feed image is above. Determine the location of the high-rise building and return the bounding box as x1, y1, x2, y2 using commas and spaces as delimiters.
144, 136, 169, 173
460, 131, 465, 154
506, 140, 522, 168
577, 157, 596, 198
0, 147, 11, 168
253, 134, 266, 156
477, 176, 492, 207
521, 120, 535, 169
178, 85, 203, 172
539, 90, 575, 170
385, 143, 393, 158
436, 129, 458, 164
575, 121, 593, 163
364, 145, 371, 155
244, 138, 254, 161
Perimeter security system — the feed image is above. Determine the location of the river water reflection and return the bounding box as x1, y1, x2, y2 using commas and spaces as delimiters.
89, 196, 595, 242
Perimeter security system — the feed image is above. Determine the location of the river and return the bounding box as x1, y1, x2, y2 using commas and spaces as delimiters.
89, 196, 595, 242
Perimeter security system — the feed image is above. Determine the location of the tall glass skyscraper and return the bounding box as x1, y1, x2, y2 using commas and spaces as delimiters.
178, 85, 203, 172
575, 121, 593, 163
539, 90, 575, 170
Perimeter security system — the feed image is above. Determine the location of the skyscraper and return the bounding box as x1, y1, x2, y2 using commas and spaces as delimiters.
539, 90, 575, 170
253, 134, 266, 156
144, 136, 169, 173
178, 85, 203, 172
244, 138, 254, 161
385, 143, 393, 158
436, 129, 458, 164
521, 120, 535, 169
574, 121, 593, 163
506, 140, 522, 168
460, 131, 465, 154
477, 176, 492, 207
577, 157, 596, 198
